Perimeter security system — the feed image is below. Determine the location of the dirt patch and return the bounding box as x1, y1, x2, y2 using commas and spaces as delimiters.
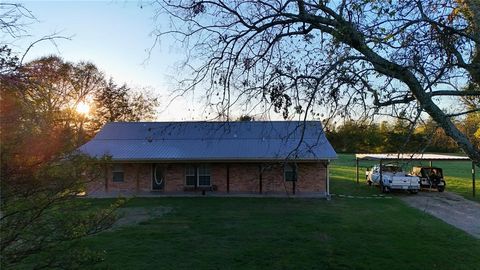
401, 191, 480, 239
111, 206, 173, 230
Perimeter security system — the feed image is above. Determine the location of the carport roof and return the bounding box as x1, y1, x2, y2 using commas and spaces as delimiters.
355, 153, 470, 161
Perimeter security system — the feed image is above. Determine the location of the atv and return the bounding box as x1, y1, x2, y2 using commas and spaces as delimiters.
410, 166, 446, 192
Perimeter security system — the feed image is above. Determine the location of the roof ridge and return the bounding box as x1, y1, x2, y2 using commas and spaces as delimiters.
105, 120, 322, 124
92, 138, 324, 141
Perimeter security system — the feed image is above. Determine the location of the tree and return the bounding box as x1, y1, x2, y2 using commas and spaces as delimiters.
0, 45, 19, 75
0, 4, 126, 268
91, 78, 159, 133
0, 55, 121, 269
236, 114, 255, 121
1, 54, 160, 268
460, 84, 480, 149
5, 55, 159, 141
0, 2, 34, 38
153, 0, 480, 165
325, 118, 462, 153
1, 53, 160, 268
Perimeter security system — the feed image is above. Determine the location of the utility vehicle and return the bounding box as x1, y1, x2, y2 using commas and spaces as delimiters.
410, 166, 446, 192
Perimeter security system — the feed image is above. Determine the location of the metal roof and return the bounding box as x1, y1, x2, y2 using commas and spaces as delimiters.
79, 121, 337, 161
355, 153, 470, 161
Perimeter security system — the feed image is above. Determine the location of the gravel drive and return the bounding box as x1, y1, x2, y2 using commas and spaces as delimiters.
401, 191, 480, 239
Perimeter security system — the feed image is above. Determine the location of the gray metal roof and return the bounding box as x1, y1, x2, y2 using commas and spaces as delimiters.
79, 121, 337, 161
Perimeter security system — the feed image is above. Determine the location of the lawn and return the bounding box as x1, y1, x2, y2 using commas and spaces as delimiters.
77, 155, 480, 270
82, 197, 480, 270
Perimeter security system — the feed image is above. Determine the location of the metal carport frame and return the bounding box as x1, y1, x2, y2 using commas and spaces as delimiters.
355, 153, 476, 197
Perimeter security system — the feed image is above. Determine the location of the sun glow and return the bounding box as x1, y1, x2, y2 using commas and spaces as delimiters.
76, 102, 90, 115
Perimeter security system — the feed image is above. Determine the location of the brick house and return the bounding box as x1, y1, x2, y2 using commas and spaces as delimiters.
79, 121, 337, 197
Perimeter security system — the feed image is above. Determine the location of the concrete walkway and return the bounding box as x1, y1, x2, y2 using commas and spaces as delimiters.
85, 191, 327, 199
401, 191, 480, 239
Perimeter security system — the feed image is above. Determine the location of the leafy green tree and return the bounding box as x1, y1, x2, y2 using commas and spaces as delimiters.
326, 118, 466, 153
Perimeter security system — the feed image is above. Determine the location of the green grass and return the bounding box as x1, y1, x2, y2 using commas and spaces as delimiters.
82, 197, 480, 270
76, 155, 480, 269
333, 153, 480, 202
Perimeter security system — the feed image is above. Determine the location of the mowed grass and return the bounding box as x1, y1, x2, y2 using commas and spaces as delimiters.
83, 197, 480, 270
333, 153, 480, 202
78, 155, 480, 270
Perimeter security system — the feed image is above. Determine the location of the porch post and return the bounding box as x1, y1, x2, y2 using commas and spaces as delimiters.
104, 164, 109, 193
135, 164, 140, 193
226, 164, 230, 193
259, 164, 263, 194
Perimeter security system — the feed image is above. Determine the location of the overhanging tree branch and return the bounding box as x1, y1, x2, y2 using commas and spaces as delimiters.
153, 0, 480, 165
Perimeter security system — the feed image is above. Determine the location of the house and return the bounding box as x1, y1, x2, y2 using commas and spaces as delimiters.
79, 121, 337, 197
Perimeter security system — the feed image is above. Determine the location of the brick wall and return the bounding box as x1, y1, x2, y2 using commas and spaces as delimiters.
87, 161, 327, 195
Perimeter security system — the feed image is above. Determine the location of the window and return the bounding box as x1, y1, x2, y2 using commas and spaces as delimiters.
185, 164, 211, 187
185, 165, 197, 186
112, 164, 124, 182
284, 163, 297, 182
198, 165, 211, 186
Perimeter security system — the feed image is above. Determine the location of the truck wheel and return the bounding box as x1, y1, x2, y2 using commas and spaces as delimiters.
409, 190, 418, 194
437, 186, 445, 192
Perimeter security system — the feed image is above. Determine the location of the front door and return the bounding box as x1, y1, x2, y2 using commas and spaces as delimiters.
152, 164, 165, 191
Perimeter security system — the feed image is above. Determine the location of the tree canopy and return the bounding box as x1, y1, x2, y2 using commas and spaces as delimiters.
0, 53, 158, 268
154, 0, 480, 165
326, 118, 475, 153
0, 4, 161, 268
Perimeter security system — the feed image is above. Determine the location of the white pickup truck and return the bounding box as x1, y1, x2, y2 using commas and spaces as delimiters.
366, 164, 420, 194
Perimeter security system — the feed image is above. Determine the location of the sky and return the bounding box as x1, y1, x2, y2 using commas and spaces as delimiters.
7, 0, 461, 123
10, 0, 203, 120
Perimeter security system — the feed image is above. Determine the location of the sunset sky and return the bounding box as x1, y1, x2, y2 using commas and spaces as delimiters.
9, 1, 459, 122
11, 0, 205, 120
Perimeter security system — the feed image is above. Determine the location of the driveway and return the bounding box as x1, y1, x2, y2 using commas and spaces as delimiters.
401, 191, 480, 239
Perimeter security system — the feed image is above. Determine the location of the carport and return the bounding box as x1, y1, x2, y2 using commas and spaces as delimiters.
355, 153, 476, 197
